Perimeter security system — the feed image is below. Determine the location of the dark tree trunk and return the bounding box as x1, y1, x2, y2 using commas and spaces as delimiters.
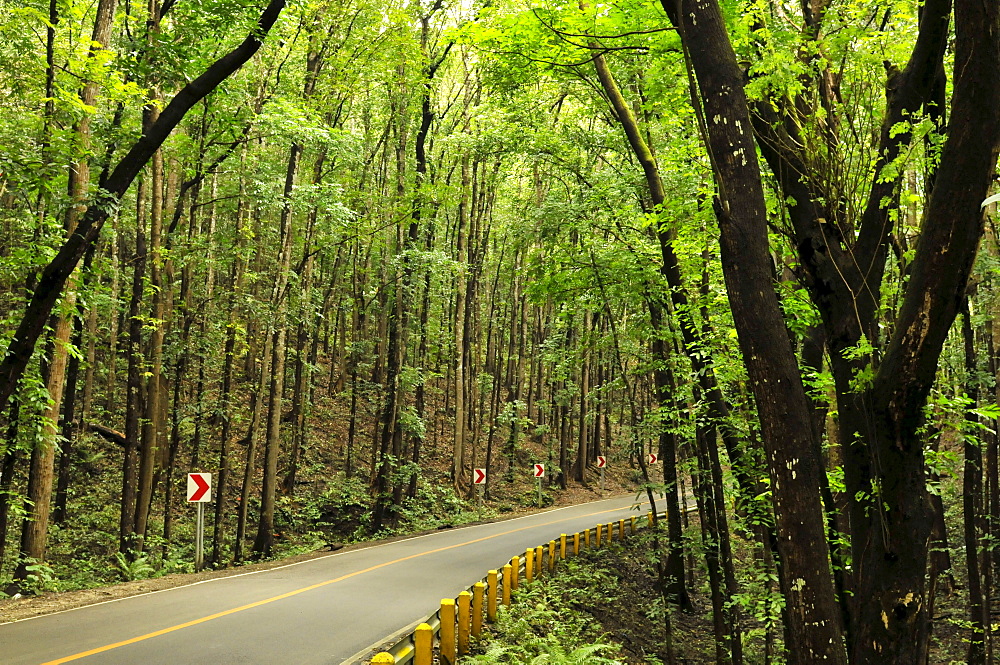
52, 308, 85, 525
661, 0, 848, 660
120, 227, 146, 552
845, 4, 1000, 657
692, 419, 734, 665
0, 400, 22, 566
253, 141, 301, 559
234, 351, 268, 564
744, 0, 999, 656
650, 300, 690, 610
962, 303, 988, 665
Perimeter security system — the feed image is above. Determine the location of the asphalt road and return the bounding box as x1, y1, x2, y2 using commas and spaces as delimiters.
0, 494, 648, 665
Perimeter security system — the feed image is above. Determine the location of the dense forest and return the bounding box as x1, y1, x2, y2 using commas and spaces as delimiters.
1, 0, 998, 662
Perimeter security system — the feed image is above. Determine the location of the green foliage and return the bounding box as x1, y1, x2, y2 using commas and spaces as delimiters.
730, 562, 784, 643
113, 552, 156, 582
397, 483, 494, 532
17, 558, 57, 594
465, 565, 623, 664
841, 334, 876, 391
463, 641, 620, 664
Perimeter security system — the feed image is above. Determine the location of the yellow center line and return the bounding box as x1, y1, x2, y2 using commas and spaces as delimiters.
42, 502, 641, 664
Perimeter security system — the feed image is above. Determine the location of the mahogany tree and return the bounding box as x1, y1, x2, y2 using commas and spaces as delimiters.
664, 0, 1000, 660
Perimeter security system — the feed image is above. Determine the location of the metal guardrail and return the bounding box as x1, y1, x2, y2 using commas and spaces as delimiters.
368, 509, 668, 665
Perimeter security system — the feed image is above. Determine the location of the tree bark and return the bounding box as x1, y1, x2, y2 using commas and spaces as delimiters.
120, 222, 146, 552
252, 141, 300, 559
0, 400, 22, 566
453, 156, 470, 487
661, 0, 848, 660
133, 98, 167, 553
962, 302, 987, 665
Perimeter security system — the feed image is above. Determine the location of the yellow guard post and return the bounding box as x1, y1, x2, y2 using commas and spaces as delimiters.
440, 598, 456, 665
487, 569, 499, 620
472, 582, 485, 637
414, 623, 432, 665
457, 591, 471, 655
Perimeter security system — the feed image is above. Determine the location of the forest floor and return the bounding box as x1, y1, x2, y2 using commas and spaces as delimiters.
465, 529, 718, 664
468, 524, 980, 665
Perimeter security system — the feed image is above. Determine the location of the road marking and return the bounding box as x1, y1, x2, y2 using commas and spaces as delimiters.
40, 500, 643, 664
8, 495, 637, 627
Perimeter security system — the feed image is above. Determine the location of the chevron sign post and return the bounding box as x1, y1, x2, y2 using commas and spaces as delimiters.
533, 464, 545, 507
187, 473, 211, 572
473, 468, 486, 507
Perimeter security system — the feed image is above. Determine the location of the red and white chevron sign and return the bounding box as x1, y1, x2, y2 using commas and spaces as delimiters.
187, 473, 212, 502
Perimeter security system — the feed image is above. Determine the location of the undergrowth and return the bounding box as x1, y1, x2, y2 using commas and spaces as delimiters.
1, 472, 496, 596
463, 555, 628, 664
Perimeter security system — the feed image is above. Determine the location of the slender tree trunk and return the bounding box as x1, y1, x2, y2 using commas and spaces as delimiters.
650, 300, 690, 610
575, 311, 590, 483
963, 303, 987, 665
105, 235, 122, 412
120, 220, 146, 552
52, 308, 84, 525
211, 317, 238, 565
252, 142, 300, 559
233, 344, 269, 564
988, 322, 1000, 600
133, 103, 166, 554
692, 418, 734, 665
452, 156, 470, 487
13, 294, 75, 584
0, 400, 22, 566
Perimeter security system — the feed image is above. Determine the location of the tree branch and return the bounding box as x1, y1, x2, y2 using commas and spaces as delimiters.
0, 0, 286, 414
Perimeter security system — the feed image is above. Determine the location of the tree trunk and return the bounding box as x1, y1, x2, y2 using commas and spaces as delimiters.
650, 300, 690, 610
963, 303, 987, 665
661, 0, 848, 660
692, 418, 734, 665
234, 340, 270, 564
52, 306, 85, 525
575, 311, 590, 483
133, 112, 166, 553
0, 400, 22, 566
452, 156, 470, 486
120, 220, 146, 552
252, 141, 300, 559
13, 292, 75, 585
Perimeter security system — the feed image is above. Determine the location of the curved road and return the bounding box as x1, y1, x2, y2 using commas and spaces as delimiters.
0, 494, 648, 665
